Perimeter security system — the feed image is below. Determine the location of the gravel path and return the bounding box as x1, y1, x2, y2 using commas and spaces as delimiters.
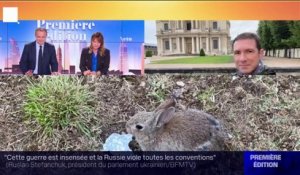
145, 56, 300, 69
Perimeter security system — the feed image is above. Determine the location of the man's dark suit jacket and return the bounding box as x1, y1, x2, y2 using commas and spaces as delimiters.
19, 41, 58, 75
79, 47, 110, 75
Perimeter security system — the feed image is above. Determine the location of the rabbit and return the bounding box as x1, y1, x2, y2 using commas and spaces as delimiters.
126, 98, 227, 151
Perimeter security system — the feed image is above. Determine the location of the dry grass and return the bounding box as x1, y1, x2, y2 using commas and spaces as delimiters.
0, 75, 299, 151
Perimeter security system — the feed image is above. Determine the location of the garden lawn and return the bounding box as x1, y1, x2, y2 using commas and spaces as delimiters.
152, 55, 233, 64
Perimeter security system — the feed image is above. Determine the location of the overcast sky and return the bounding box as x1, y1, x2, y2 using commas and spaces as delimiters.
145, 20, 259, 44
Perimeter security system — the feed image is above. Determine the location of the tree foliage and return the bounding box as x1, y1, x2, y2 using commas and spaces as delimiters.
257, 20, 299, 58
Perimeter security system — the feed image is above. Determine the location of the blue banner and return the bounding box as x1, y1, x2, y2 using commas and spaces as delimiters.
1, 151, 300, 174
244, 151, 300, 175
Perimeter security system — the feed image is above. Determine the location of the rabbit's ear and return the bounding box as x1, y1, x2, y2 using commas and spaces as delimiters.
155, 98, 176, 112
154, 107, 175, 128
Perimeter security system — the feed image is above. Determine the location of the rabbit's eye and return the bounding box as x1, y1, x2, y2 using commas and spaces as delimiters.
136, 124, 143, 130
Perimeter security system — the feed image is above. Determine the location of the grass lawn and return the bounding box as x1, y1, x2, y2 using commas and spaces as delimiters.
151, 55, 233, 64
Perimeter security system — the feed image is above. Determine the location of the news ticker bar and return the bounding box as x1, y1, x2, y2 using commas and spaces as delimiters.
0, 151, 299, 175
0, 1, 299, 20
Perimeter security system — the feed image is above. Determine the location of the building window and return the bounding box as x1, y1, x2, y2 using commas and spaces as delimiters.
213, 22, 218, 30
164, 23, 169, 31
201, 21, 206, 31
165, 40, 170, 50
194, 37, 197, 52
172, 43, 176, 50
179, 38, 182, 52
178, 21, 182, 29
170, 21, 175, 29
186, 21, 191, 31
213, 39, 219, 49
172, 38, 176, 50
202, 42, 206, 50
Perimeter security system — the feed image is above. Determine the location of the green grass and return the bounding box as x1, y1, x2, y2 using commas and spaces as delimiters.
23, 76, 95, 137
151, 56, 233, 64
197, 87, 216, 110
146, 75, 171, 102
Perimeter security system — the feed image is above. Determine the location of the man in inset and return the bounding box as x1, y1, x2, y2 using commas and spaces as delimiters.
19, 28, 58, 76
232, 32, 275, 76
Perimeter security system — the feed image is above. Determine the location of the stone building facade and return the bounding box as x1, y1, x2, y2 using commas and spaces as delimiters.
156, 20, 231, 56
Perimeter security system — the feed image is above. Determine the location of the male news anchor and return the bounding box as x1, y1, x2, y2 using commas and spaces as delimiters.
19, 28, 58, 76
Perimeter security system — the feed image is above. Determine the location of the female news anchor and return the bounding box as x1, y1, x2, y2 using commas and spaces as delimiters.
80, 32, 110, 76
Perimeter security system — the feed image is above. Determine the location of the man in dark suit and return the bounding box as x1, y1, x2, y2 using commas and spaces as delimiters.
19, 28, 58, 76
